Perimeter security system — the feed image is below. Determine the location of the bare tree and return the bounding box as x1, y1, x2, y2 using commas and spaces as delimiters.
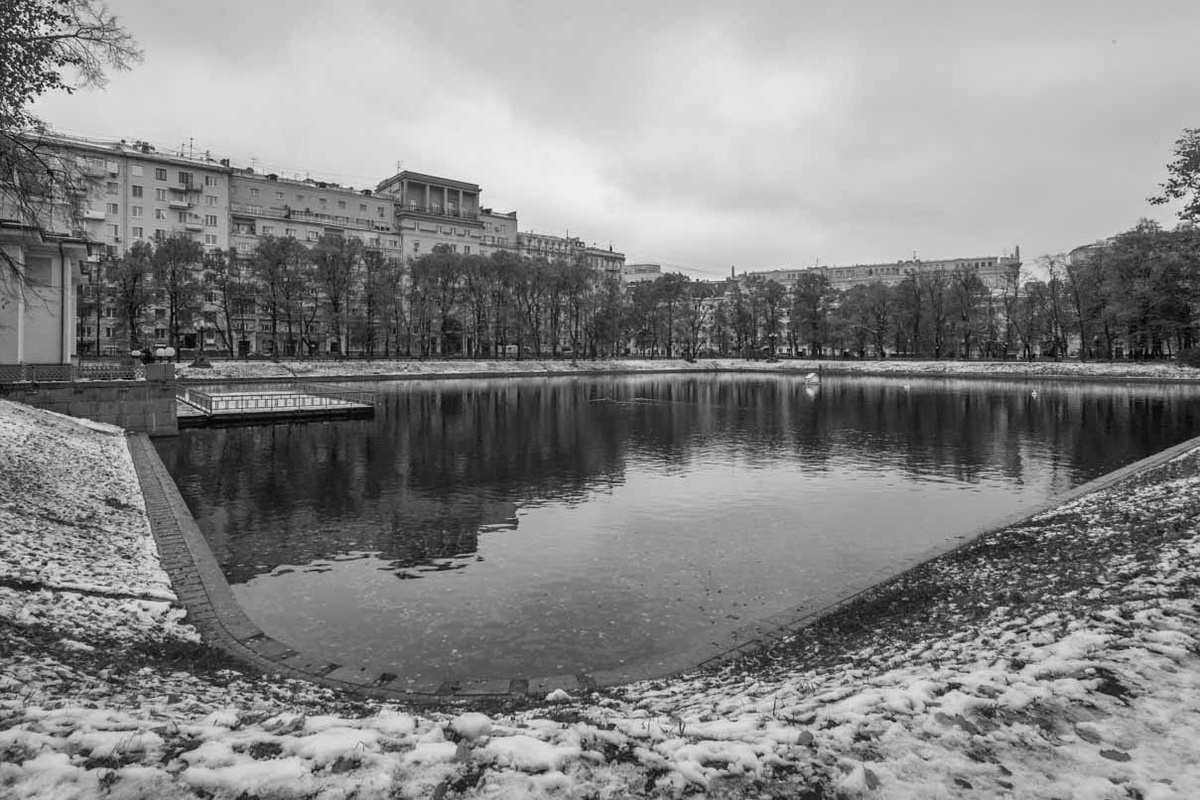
1, 0, 141, 276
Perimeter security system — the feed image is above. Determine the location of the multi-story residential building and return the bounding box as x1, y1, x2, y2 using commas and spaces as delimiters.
479, 209, 518, 257
622, 263, 662, 284
31, 133, 234, 260
375, 171, 484, 258
517, 231, 627, 279
581, 245, 625, 281
229, 171, 401, 258
20, 133, 234, 356
226, 170, 406, 356
750, 250, 1022, 294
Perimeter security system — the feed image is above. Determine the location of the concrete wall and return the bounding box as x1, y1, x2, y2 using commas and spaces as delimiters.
0, 378, 178, 436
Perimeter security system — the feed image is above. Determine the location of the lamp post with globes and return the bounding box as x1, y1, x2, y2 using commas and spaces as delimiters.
191, 319, 212, 368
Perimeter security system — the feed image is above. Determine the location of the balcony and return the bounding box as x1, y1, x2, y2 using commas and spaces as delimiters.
169, 183, 202, 194
168, 199, 192, 210
82, 208, 105, 221
396, 202, 479, 221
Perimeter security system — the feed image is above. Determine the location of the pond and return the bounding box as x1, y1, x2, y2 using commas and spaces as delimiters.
155, 373, 1200, 684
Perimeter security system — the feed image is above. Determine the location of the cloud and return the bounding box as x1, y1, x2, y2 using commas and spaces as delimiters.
28, 0, 1200, 275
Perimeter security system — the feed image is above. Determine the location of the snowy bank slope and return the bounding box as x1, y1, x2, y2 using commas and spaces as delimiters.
2, 399, 1200, 798
173, 356, 1200, 383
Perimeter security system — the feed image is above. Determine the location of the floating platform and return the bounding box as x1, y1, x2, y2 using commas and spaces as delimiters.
176, 385, 375, 428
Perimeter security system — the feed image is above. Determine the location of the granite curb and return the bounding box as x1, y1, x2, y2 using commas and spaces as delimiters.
127, 426, 1200, 702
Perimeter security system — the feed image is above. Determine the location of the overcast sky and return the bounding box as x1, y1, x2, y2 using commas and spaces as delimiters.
31, 0, 1200, 279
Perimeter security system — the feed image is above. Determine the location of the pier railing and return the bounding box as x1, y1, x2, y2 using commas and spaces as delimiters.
177, 383, 374, 414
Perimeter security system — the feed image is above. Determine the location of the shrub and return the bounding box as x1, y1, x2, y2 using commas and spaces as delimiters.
1178, 347, 1200, 368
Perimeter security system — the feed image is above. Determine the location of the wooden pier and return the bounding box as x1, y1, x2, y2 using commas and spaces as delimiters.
176, 383, 375, 427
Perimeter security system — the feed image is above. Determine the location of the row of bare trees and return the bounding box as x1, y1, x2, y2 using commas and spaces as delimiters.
83, 217, 1200, 362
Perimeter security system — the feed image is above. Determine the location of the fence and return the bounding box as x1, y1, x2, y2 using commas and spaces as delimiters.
178, 383, 374, 415
0, 363, 175, 382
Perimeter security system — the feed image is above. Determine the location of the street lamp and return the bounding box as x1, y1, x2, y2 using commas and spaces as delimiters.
191, 319, 212, 368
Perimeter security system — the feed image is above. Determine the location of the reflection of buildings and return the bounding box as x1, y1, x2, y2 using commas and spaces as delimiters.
158, 376, 1186, 589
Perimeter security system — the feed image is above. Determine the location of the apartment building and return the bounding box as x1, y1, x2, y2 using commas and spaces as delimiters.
622, 263, 662, 284
229, 171, 401, 257
33, 133, 235, 259
750, 250, 1022, 294
479, 209, 518, 257
375, 171, 485, 258
581, 245, 625, 281
517, 231, 627, 279
19, 133, 234, 356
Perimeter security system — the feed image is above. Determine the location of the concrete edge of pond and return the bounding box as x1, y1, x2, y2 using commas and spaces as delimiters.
129, 428, 1200, 704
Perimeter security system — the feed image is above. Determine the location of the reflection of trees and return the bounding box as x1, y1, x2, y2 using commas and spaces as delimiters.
156, 376, 1200, 585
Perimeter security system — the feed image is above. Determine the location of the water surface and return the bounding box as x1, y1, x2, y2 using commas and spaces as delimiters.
155, 374, 1200, 682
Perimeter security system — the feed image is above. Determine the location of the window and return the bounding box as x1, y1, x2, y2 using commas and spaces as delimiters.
205, 195, 217, 206
155, 308, 165, 319
205, 291, 217, 303
319, 197, 327, 205
377, 206, 385, 218
154, 208, 166, 220
337, 200, 346, 209
203, 234, 217, 245
131, 205, 143, 217
464, 245, 470, 254
106, 202, 119, 215
250, 187, 259, 198
104, 327, 114, 339
359, 203, 367, 212
131, 165, 143, 177
389, 239, 397, 248
132, 185, 143, 198
285, 228, 296, 237
262, 225, 274, 235
154, 328, 166, 339
247, 204, 262, 214
204, 214, 218, 227
275, 191, 284, 200
155, 168, 167, 181
108, 224, 119, 238
205, 175, 218, 186
106, 181, 118, 195
413, 240, 420, 253
178, 171, 192, 185
307, 231, 319, 242
104, 307, 115, 318
155, 188, 167, 201
132, 226, 143, 239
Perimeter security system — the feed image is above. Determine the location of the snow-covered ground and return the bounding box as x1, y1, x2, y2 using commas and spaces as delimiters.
2, 397, 1200, 798
174, 356, 1200, 383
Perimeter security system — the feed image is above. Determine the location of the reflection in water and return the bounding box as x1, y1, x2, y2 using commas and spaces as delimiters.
156, 375, 1200, 681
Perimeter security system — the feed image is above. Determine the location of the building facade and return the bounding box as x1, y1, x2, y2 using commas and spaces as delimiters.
622, 263, 662, 284
375, 171, 485, 258
750, 250, 1022, 294
479, 209, 519, 257
517, 231, 627, 278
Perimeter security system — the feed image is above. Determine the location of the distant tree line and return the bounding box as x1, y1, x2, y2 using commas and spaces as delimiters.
82, 216, 1200, 362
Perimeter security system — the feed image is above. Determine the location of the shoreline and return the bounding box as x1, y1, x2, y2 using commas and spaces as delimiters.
3, 386, 1200, 797
173, 356, 1200, 386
